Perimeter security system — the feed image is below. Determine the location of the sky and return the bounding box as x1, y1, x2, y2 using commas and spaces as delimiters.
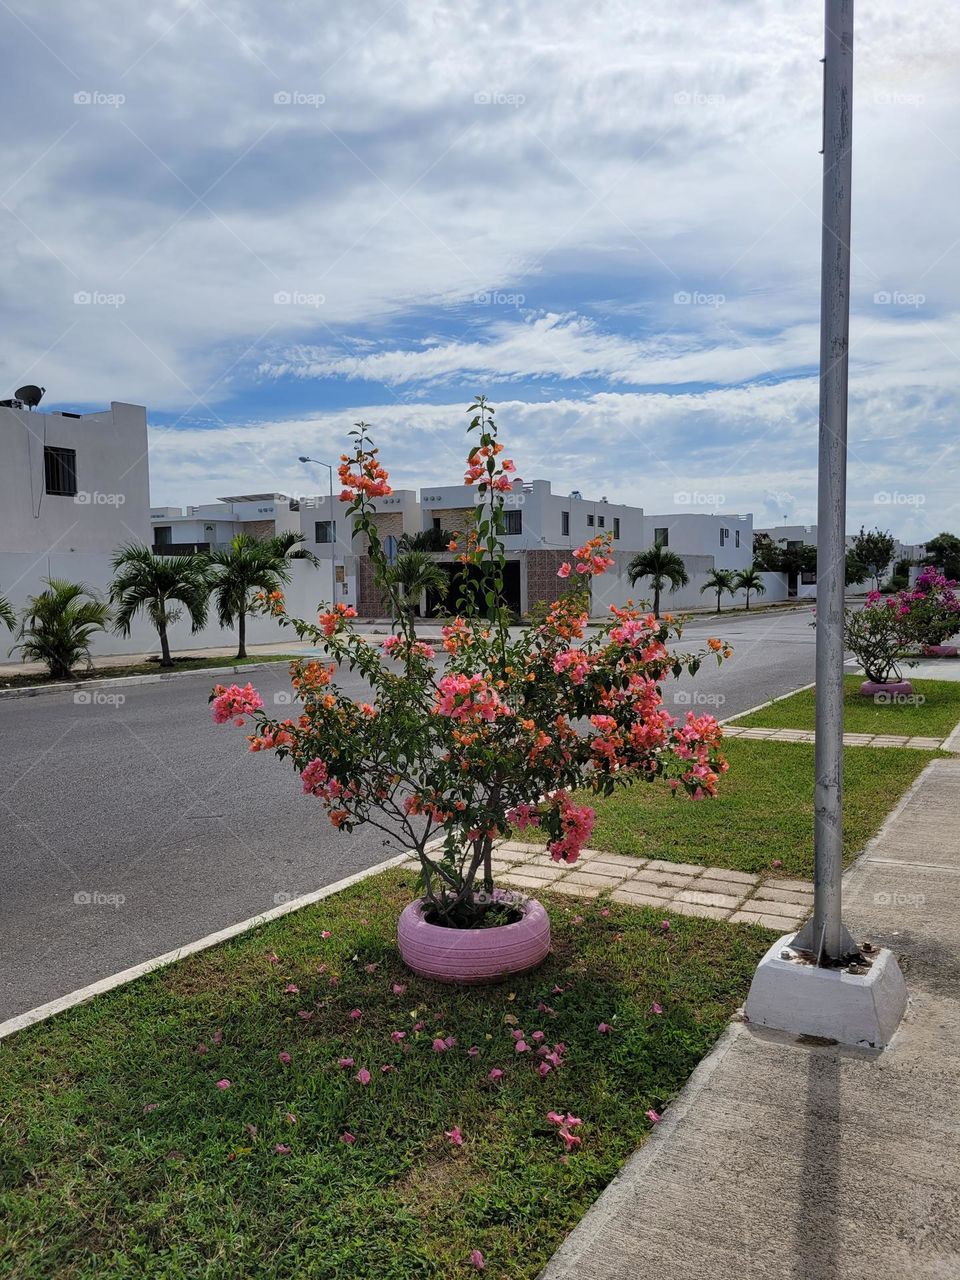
2, 0, 958, 543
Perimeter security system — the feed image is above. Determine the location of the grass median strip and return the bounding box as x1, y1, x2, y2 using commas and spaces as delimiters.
512, 739, 936, 879
0, 870, 771, 1280
731, 675, 960, 738
0, 653, 304, 691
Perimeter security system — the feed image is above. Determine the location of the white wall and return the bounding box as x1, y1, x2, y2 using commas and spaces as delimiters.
0, 552, 350, 661
1, 403, 150, 554
644, 512, 754, 571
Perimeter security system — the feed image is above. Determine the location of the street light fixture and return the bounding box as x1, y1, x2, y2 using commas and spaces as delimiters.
298, 455, 337, 607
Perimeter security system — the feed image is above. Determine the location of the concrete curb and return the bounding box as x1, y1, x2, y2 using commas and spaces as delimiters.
720, 679, 816, 726
0, 850, 420, 1040
0, 658, 297, 701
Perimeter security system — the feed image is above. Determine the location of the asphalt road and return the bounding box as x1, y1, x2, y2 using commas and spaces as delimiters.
0, 603, 818, 1020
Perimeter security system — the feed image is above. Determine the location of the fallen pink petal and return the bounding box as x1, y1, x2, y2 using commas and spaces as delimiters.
488, 1069, 504, 1082
469, 1249, 485, 1269
274, 1143, 291, 1155
348, 1008, 362, 1020
340, 1132, 356, 1145
278, 1051, 292, 1065
445, 1126, 464, 1146
646, 1108, 662, 1124
355, 1068, 371, 1086
391, 983, 407, 995
215, 1079, 231, 1090
337, 1057, 355, 1069
651, 1002, 663, 1015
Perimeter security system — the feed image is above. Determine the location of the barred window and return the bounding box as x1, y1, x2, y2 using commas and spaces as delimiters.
44, 446, 77, 497
315, 520, 336, 544
503, 509, 522, 535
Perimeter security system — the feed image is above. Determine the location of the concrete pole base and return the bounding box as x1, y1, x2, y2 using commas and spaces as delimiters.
744, 933, 907, 1049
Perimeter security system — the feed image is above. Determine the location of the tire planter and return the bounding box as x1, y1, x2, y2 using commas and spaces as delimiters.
397, 891, 551, 985
923, 644, 959, 658
859, 679, 913, 698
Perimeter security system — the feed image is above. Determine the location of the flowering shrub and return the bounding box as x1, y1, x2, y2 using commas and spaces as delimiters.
210, 398, 732, 927
879, 567, 960, 650
844, 599, 914, 684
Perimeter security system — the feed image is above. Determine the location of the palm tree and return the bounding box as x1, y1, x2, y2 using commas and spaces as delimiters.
0, 593, 15, 633
627, 543, 690, 618
110, 543, 212, 668
700, 567, 737, 615
208, 532, 319, 659
386, 550, 448, 630
734, 565, 767, 610
398, 527, 449, 553
10, 579, 110, 679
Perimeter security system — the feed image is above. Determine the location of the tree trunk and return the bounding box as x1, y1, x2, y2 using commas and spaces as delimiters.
158, 617, 172, 667
745, 593, 751, 610
237, 609, 247, 659
716, 593, 722, 614
653, 584, 661, 617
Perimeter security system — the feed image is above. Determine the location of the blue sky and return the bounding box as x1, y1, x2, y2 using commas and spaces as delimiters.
2, 0, 957, 541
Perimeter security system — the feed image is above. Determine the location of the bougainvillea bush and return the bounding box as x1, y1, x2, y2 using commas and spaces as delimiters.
211, 399, 732, 928
843, 596, 915, 684
884, 567, 960, 649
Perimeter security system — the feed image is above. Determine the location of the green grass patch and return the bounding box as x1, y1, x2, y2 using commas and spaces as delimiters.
732, 675, 960, 737
0, 654, 303, 691
513, 739, 935, 879
0, 871, 771, 1280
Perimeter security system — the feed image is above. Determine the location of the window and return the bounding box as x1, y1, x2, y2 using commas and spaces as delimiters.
587, 514, 595, 528
720, 527, 728, 546
613, 517, 620, 540
44, 446, 77, 497
598, 515, 605, 529
432, 516, 442, 531
503, 509, 522, 535
654, 527, 669, 546
561, 510, 569, 536
315, 520, 336, 544
735, 530, 740, 548
154, 526, 172, 547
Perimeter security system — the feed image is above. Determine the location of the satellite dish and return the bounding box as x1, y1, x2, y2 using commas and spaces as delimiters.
15, 385, 45, 409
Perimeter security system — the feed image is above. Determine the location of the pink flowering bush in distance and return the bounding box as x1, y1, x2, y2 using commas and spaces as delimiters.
883, 567, 960, 650
210, 398, 732, 928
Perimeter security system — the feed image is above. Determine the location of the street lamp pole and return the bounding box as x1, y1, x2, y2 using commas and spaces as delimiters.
793, 0, 857, 964
298, 456, 337, 608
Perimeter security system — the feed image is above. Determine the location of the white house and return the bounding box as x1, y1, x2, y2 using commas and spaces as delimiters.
1, 400, 150, 555
643, 512, 754, 572
150, 493, 302, 551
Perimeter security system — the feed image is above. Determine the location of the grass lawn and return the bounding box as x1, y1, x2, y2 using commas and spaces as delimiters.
0, 654, 303, 691
732, 675, 960, 738
513, 739, 936, 879
0, 871, 772, 1280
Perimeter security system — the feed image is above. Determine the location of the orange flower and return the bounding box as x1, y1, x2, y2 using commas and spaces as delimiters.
708, 638, 722, 652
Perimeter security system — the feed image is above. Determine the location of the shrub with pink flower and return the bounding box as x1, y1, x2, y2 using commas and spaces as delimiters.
210, 398, 731, 927
210, 682, 264, 725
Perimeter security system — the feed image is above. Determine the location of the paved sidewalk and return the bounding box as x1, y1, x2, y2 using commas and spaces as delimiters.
539, 756, 960, 1280
400, 842, 815, 930
723, 723, 951, 750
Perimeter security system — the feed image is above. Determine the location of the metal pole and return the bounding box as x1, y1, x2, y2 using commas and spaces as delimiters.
794, 0, 857, 964
328, 462, 336, 605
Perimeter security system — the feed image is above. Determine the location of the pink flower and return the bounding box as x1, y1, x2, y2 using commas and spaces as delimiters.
364, 963, 379, 974
337, 1057, 355, 1069
646, 1108, 661, 1124
267, 951, 279, 964
284, 983, 299, 994
212, 1030, 223, 1045
215, 1079, 231, 1090
467, 1045, 480, 1057
391, 983, 407, 995
340, 1132, 356, 1144
278, 1051, 292, 1065
559, 1127, 582, 1151
349, 1008, 362, 1020
413, 1021, 424, 1032
211, 682, 264, 725
381, 1063, 395, 1073
772, 859, 783, 869
531, 1030, 545, 1042
469, 1249, 486, 1269
445, 1126, 464, 1146
195, 1043, 208, 1055
557, 563, 572, 579
660, 920, 671, 932
432, 1038, 448, 1053
537, 1062, 552, 1079
515, 1040, 530, 1054
355, 1068, 371, 1086
651, 1002, 663, 1016
444, 1035, 457, 1049
285, 1113, 297, 1124
274, 1143, 291, 1155
390, 1030, 406, 1043
321, 930, 332, 939
297, 1010, 313, 1021
597, 1022, 613, 1034
488, 1068, 504, 1082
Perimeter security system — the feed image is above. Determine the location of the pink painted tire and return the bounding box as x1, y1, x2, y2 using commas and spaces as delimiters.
859, 679, 913, 698
397, 892, 551, 985
923, 644, 959, 658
